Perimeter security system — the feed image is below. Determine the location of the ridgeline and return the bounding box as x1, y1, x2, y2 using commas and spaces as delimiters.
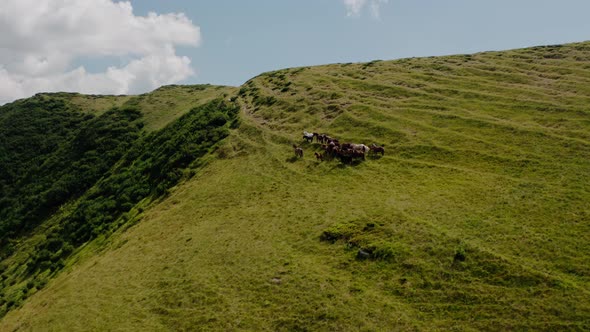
1, 42, 589, 331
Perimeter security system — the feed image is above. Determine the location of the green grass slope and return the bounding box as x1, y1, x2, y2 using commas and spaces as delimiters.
33, 84, 235, 131
2, 42, 590, 331
121, 84, 236, 132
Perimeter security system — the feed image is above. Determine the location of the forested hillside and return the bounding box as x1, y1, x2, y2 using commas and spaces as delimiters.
1, 42, 590, 331
0, 86, 237, 318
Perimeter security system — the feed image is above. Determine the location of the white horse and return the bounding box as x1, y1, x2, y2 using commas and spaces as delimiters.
351, 143, 370, 154
302, 131, 314, 143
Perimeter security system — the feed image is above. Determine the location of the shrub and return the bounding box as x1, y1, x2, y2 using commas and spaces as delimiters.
454, 244, 467, 262
320, 221, 360, 243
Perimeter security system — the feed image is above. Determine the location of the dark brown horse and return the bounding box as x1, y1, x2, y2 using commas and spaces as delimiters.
293, 144, 303, 158
369, 143, 385, 156
339, 149, 353, 164
312, 132, 318, 142
351, 149, 366, 160
314, 152, 324, 161
317, 133, 328, 144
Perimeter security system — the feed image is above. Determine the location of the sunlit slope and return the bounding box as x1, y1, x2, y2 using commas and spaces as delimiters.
33, 84, 235, 131
122, 84, 236, 131
2, 42, 590, 331
238, 42, 590, 284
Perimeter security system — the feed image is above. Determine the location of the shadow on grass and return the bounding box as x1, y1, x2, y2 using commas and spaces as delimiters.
286, 156, 300, 163
368, 154, 383, 160
329, 159, 364, 169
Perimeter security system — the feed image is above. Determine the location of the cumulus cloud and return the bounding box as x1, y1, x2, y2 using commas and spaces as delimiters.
0, 0, 201, 104
343, 0, 388, 19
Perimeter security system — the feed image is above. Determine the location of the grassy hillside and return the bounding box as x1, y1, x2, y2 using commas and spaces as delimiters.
0, 85, 236, 319
34, 84, 235, 131
2, 42, 590, 330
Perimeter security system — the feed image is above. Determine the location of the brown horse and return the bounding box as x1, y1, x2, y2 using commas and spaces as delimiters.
314, 152, 324, 161
369, 144, 384, 156
351, 149, 365, 160
337, 148, 353, 164
293, 144, 303, 158
317, 133, 329, 144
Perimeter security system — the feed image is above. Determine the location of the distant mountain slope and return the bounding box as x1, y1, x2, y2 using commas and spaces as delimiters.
2, 42, 590, 331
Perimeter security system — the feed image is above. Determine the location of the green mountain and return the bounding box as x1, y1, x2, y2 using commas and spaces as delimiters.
1, 42, 589, 331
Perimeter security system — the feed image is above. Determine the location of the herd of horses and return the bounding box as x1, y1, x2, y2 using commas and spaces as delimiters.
292, 131, 384, 164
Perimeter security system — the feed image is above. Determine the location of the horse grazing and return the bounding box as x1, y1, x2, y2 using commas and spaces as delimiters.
303, 131, 314, 143
316, 134, 323, 144
318, 133, 329, 144
312, 132, 323, 143
341, 143, 352, 150
350, 143, 370, 154
314, 152, 324, 161
293, 144, 303, 158
369, 143, 385, 156
325, 136, 339, 145
336, 148, 353, 164
351, 149, 366, 161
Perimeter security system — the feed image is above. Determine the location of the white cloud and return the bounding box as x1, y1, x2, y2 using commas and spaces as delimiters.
0, 0, 201, 104
343, 0, 388, 19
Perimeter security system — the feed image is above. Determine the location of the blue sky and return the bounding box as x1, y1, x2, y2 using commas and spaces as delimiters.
1, 0, 589, 104
130, 0, 590, 86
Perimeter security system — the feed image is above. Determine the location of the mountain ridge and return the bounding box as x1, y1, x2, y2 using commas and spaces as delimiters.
1, 41, 590, 330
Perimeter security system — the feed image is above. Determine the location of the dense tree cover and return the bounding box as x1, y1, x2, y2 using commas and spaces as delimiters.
0, 96, 142, 252
0, 96, 238, 315
25, 98, 239, 274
